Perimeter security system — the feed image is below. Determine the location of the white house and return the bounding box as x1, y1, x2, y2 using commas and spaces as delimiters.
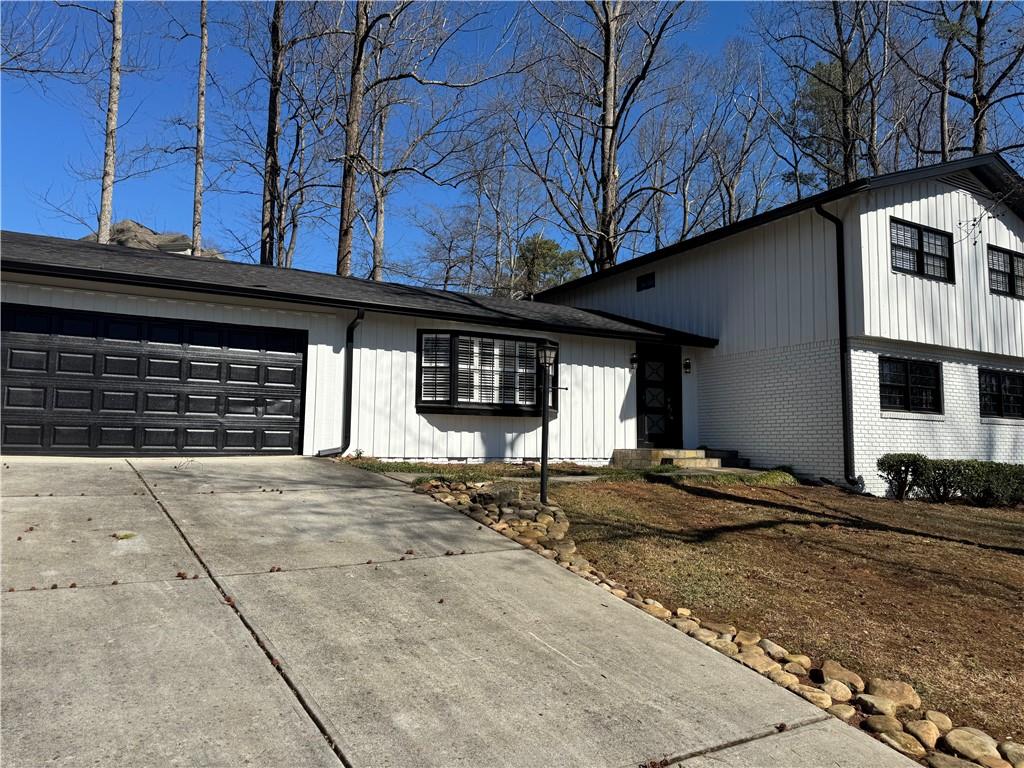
2, 155, 1021, 494
539, 154, 1024, 493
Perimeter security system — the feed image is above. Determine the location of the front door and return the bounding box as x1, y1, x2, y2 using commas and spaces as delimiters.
636, 343, 682, 448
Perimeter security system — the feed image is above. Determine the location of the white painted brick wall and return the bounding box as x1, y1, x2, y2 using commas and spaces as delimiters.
696, 340, 844, 479
850, 340, 1024, 495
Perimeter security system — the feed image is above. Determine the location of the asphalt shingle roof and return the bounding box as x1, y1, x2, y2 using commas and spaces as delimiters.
0, 231, 716, 346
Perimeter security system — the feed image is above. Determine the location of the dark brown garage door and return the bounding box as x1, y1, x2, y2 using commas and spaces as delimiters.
1, 303, 306, 454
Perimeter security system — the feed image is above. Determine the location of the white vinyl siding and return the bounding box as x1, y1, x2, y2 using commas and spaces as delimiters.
351, 314, 635, 462
856, 178, 1024, 357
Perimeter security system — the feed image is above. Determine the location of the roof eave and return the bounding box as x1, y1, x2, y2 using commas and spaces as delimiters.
0, 257, 688, 344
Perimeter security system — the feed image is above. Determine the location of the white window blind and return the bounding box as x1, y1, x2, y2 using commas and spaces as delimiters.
419, 333, 451, 401
455, 336, 537, 406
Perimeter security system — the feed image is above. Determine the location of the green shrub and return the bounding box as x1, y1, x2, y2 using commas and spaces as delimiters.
960, 460, 1024, 507
876, 453, 927, 500
917, 459, 966, 503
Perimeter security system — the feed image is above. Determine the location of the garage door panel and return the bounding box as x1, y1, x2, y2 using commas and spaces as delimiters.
0, 304, 306, 455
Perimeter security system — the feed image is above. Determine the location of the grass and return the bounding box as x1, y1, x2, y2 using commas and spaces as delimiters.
338, 455, 794, 487
552, 480, 1024, 739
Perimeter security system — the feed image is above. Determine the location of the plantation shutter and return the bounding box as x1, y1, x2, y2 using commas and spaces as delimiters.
419, 333, 451, 401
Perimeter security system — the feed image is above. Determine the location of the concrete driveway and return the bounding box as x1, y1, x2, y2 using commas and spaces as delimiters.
1, 456, 914, 768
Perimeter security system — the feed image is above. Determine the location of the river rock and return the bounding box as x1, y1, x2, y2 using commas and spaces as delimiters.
784, 653, 813, 669
734, 630, 760, 645
707, 638, 739, 656
737, 652, 780, 674
768, 669, 799, 688
999, 742, 1024, 768
866, 678, 921, 710
854, 693, 898, 716
926, 711, 954, 733
819, 660, 865, 692
642, 604, 673, 620
701, 620, 736, 635
669, 618, 699, 633
929, 755, 987, 768
758, 639, 788, 660
863, 715, 903, 734
943, 728, 1001, 763
880, 732, 927, 759
784, 662, 808, 676
792, 684, 831, 709
690, 627, 719, 643
820, 679, 852, 703
827, 703, 856, 721
906, 720, 941, 750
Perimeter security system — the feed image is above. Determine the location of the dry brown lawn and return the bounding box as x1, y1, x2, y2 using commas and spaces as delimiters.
552, 480, 1024, 739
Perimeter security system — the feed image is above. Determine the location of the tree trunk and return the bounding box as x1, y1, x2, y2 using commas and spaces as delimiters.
336, 0, 370, 277
97, 0, 122, 244
832, 1, 856, 184
191, 0, 208, 256
939, 44, 951, 162
970, 0, 989, 154
260, 0, 285, 266
370, 181, 385, 281
596, 0, 620, 271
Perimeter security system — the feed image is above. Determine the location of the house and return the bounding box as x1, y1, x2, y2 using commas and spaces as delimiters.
538, 153, 1024, 494
1, 155, 1021, 495
0, 231, 714, 465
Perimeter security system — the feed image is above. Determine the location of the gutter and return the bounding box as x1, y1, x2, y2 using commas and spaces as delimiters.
317, 309, 364, 457
813, 204, 859, 488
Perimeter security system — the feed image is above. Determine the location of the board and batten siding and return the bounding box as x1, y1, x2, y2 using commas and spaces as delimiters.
348, 314, 636, 462
854, 178, 1024, 357
2, 279, 352, 456
557, 207, 842, 355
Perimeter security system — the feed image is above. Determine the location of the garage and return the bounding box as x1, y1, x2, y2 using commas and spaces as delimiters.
1, 303, 306, 455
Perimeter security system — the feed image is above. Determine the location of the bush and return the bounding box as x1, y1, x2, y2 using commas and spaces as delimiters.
960, 460, 1024, 508
876, 453, 927, 500
876, 454, 1024, 507
917, 459, 966, 503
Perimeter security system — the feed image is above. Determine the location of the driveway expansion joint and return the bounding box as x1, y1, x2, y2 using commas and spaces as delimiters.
652, 713, 833, 766
124, 459, 354, 768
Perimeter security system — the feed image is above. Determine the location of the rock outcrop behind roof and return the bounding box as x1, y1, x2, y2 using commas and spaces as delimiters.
80, 220, 223, 259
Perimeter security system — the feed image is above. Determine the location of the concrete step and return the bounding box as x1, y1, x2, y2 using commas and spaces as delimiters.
702, 449, 752, 469
667, 457, 722, 469
611, 448, 714, 469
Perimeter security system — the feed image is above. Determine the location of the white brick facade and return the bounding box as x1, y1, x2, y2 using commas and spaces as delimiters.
850, 339, 1024, 495
695, 340, 845, 479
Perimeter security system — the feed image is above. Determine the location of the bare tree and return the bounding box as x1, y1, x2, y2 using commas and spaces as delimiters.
1, 2, 99, 83
94, 0, 122, 244
512, 1, 700, 271
191, 0, 208, 256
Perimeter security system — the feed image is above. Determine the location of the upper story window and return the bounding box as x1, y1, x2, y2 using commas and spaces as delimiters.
416, 330, 556, 416
987, 245, 1024, 299
879, 356, 942, 414
890, 218, 954, 283
979, 369, 1023, 419
636, 272, 656, 292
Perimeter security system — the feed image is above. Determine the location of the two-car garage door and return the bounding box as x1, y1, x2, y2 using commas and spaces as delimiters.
1, 303, 306, 455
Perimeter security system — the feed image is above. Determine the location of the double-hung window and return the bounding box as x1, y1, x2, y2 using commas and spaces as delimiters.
879, 356, 942, 414
979, 369, 1023, 419
416, 330, 556, 415
987, 245, 1024, 298
890, 218, 954, 282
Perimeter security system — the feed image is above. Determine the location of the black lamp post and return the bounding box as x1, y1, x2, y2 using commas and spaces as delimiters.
537, 340, 557, 504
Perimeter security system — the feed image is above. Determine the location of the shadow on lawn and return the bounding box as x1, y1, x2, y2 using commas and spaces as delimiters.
679, 484, 1024, 557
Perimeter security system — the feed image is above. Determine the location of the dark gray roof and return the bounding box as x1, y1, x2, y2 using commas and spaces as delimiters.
539, 153, 1024, 299
0, 230, 717, 346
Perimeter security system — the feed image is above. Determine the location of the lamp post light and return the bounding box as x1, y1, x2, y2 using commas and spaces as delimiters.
537, 340, 557, 504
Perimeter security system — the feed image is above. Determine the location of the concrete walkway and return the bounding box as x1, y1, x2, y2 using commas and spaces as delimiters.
1, 456, 915, 768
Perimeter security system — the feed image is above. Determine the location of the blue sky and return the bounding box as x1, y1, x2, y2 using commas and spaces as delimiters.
1, 1, 752, 275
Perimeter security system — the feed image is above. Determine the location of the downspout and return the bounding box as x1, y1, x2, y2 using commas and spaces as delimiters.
813, 204, 859, 488
317, 309, 364, 457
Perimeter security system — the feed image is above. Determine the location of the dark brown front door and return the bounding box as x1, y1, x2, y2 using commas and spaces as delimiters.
636, 343, 682, 449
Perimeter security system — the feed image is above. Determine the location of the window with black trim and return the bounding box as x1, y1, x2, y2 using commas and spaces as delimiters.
416, 330, 557, 416
987, 245, 1024, 298
979, 369, 1023, 419
890, 218, 954, 282
879, 356, 942, 413
636, 272, 655, 291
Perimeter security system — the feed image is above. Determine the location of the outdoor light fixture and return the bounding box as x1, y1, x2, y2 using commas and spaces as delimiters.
630, 351, 639, 371
537, 341, 557, 504
683, 358, 692, 374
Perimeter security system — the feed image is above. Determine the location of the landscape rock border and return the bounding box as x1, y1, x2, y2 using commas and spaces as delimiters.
415, 477, 1021, 768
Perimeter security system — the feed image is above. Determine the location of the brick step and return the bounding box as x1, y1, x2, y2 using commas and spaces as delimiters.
611, 448, 719, 469
667, 457, 722, 469
701, 448, 751, 469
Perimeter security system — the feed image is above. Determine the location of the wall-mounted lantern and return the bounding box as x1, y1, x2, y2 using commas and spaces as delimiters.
683, 357, 692, 374
630, 351, 639, 371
